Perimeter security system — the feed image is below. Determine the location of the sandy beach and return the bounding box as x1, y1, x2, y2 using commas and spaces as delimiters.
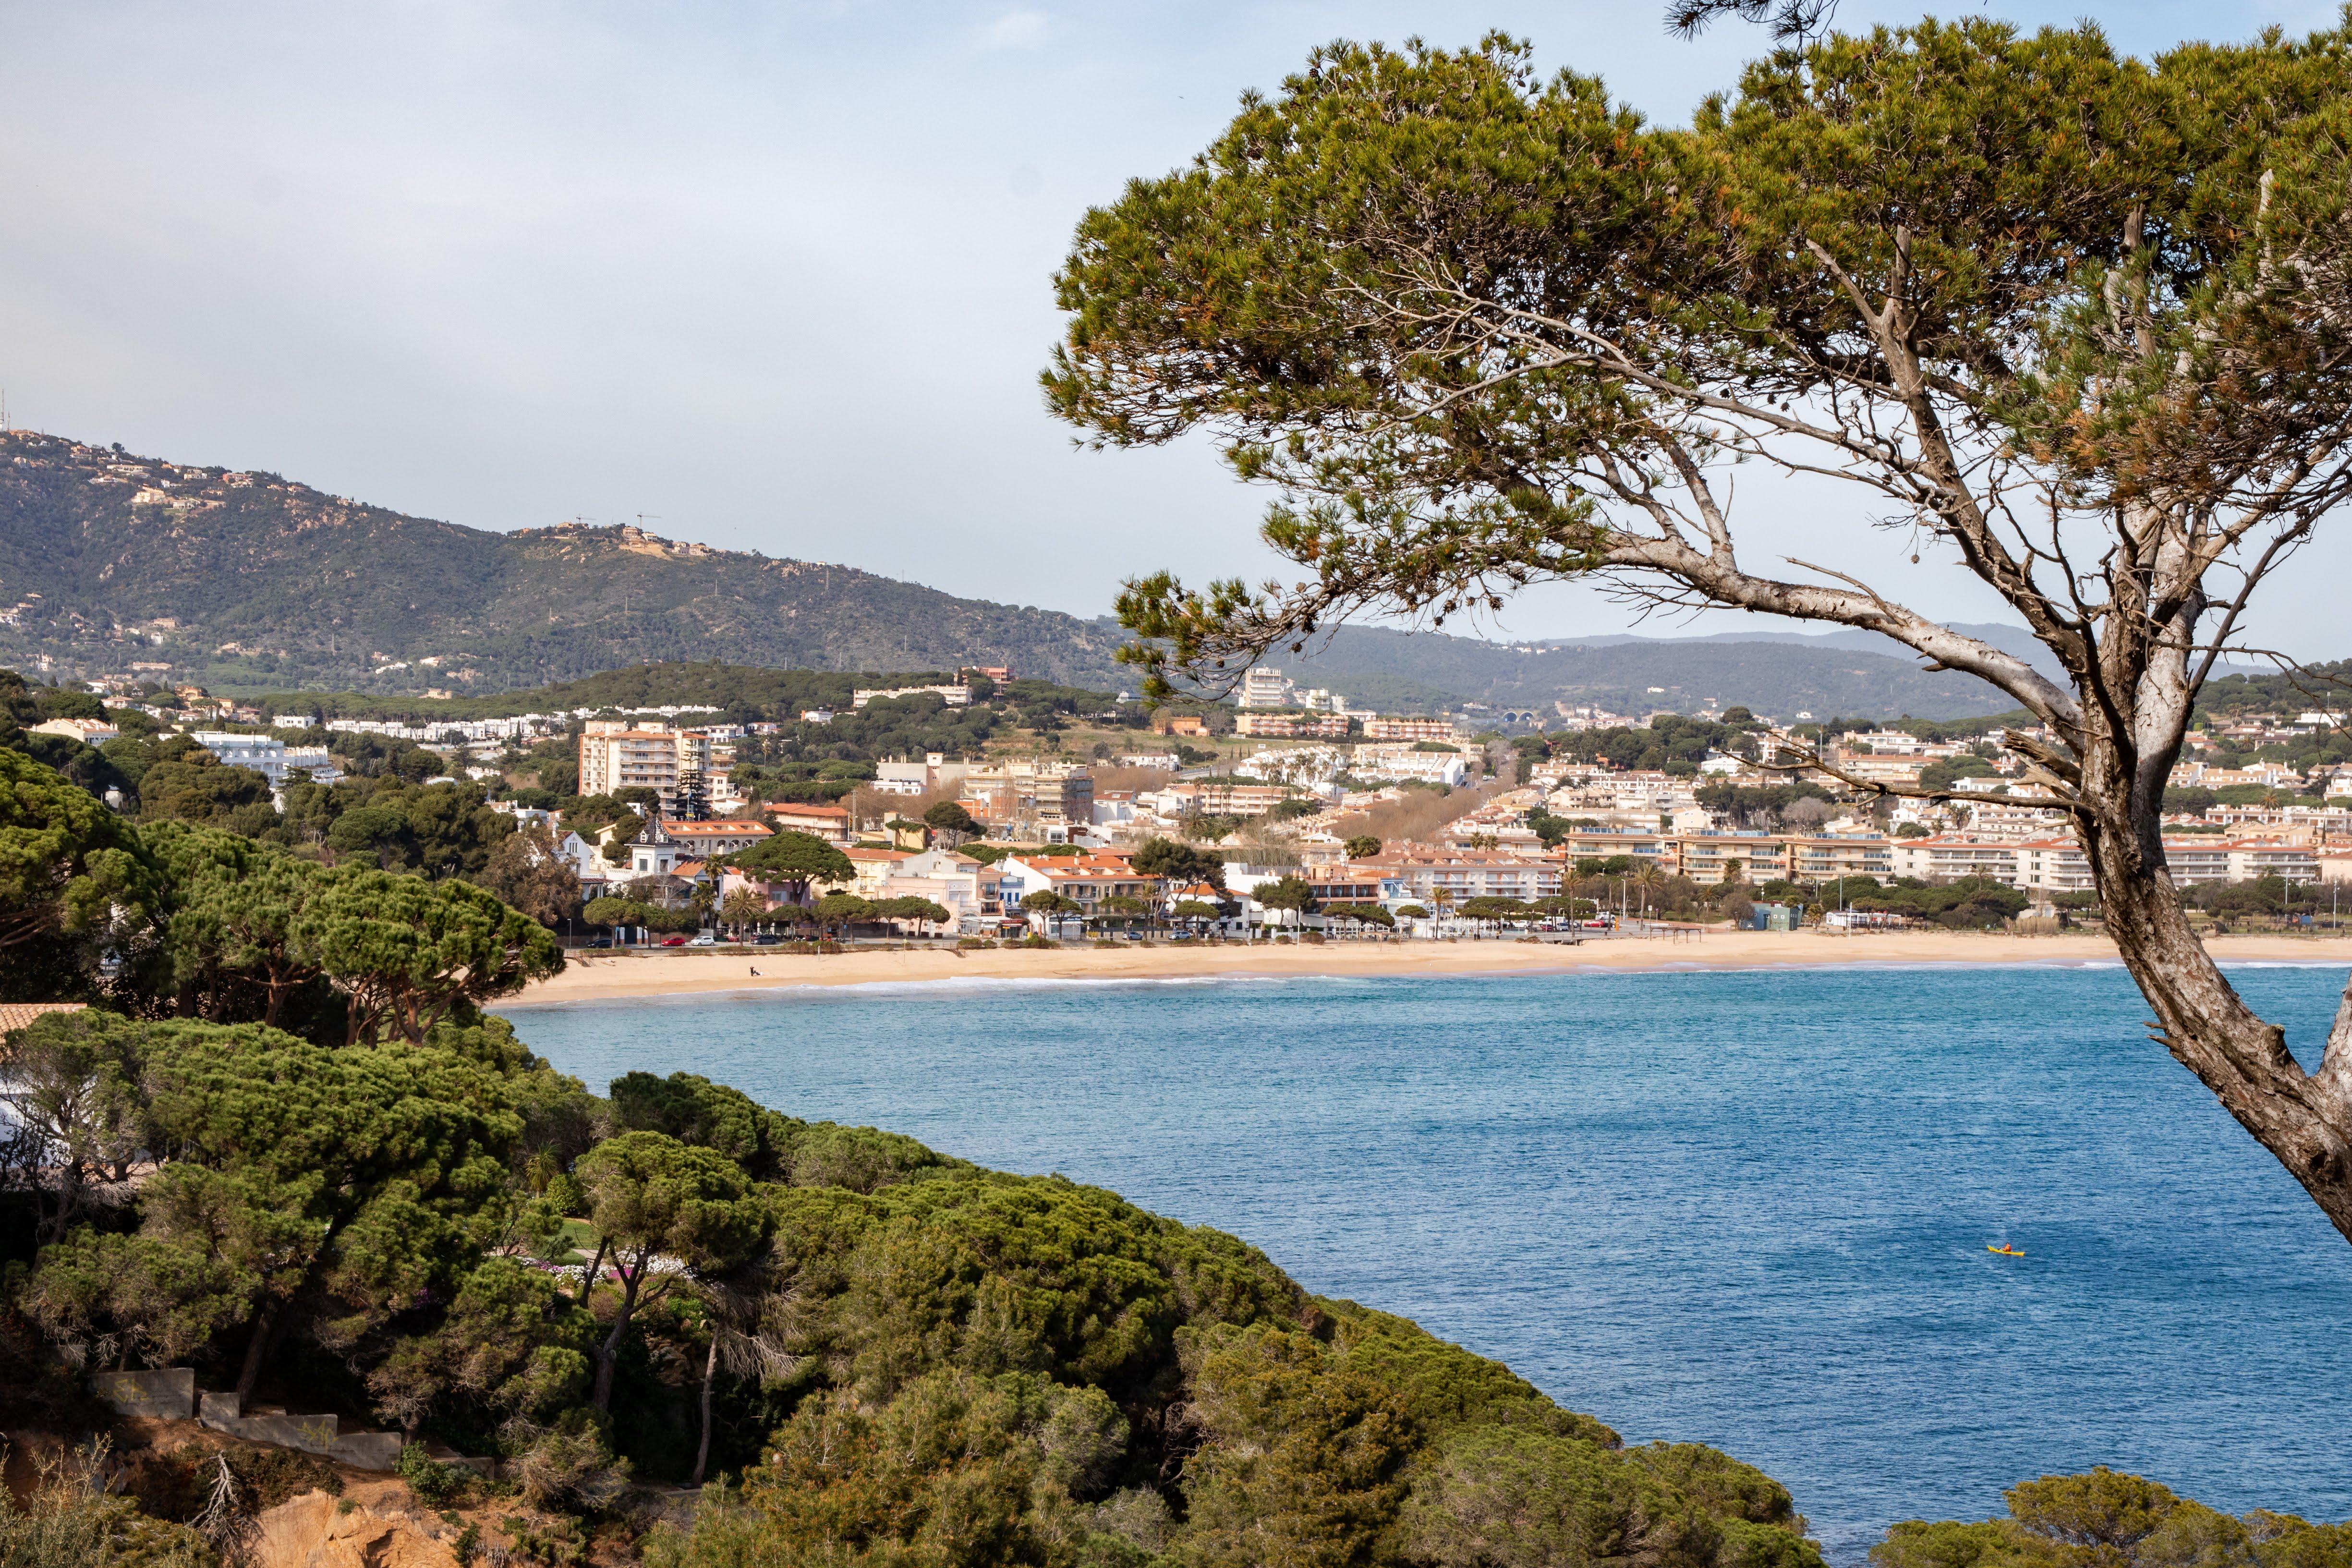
506, 929, 2352, 1005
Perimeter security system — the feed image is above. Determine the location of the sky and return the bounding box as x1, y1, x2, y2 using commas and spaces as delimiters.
3, 0, 2347, 657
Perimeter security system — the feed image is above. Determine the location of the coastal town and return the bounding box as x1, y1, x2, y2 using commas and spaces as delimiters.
25, 661, 2349, 947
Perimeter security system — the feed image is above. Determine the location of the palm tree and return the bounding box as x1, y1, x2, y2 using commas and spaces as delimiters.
718, 886, 768, 939
1633, 862, 1668, 918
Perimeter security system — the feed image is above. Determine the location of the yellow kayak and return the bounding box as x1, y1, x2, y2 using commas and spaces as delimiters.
1988, 1244, 2025, 1256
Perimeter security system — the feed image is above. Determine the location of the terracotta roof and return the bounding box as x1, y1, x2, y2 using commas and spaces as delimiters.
769, 802, 849, 818
664, 820, 772, 839
0, 1001, 87, 1035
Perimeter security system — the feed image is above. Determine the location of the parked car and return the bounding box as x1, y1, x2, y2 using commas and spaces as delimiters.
659, 935, 689, 947
749, 934, 782, 946
585, 936, 613, 949
688, 932, 716, 947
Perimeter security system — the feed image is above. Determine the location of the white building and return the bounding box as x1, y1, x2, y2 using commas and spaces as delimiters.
1893, 833, 2315, 890
191, 731, 343, 787
1236, 667, 1294, 709
852, 684, 970, 709
577, 721, 712, 813
1349, 746, 1469, 788
874, 754, 972, 796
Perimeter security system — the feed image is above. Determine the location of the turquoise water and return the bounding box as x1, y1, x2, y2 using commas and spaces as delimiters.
500, 962, 2352, 1560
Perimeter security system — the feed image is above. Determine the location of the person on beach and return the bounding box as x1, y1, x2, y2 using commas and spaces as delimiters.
749, 966, 760, 977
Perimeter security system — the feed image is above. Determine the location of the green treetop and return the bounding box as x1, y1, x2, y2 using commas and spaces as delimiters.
728, 830, 855, 907
295, 867, 564, 1044
575, 1131, 771, 1410
0, 748, 161, 1000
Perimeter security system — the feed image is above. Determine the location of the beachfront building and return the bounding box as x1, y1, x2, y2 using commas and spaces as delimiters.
1892, 833, 2316, 891
1354, 848, 1563, 906
996, 854, 1160, 917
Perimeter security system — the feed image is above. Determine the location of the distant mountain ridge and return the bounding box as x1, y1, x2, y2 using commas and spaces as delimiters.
1270, 623, 2027, 721
2, 426, 2111, 721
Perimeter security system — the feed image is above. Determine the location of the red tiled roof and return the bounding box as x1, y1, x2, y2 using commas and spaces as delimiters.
0, 1001, 86, 1036
665, 820, 772, 839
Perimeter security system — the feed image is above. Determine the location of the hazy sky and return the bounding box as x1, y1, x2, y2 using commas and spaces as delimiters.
4, 0, 2346, 655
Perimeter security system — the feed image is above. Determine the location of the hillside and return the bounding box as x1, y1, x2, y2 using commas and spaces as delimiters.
4, 425, 2104, 720
1281, 623, 2024, 721
0, 429, 1133, 695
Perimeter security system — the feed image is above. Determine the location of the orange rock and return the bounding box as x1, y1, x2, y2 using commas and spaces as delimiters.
253, 1491, 452, 1568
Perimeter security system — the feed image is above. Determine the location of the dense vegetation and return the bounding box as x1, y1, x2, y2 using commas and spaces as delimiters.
1871, 1469, 2352, 1568
2192, 661, 2352, 725
1521, 714, 1773, 776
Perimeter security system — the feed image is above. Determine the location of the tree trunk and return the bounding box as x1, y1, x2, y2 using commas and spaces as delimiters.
590, 1261, 642, 1411
691, 1332, 719, 1487
2088, 797, 2352, 1243
234, 1301, 279, 1403
575, 1235, 608, 1312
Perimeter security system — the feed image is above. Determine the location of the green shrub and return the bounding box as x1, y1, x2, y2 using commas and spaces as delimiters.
397, 1443, 477, 1510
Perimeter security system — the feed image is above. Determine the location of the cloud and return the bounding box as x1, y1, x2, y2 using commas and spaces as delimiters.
975, 8, 1048, 50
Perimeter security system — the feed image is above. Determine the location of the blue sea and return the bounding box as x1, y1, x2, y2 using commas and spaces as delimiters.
498, 961, 2352, 1560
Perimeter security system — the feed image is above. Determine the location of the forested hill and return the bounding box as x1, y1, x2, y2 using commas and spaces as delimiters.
7, 425, 2084, 719
0, 428, 1131, 695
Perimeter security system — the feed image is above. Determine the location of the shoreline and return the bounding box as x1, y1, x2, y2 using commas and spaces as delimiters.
502, 930, 2352, 1006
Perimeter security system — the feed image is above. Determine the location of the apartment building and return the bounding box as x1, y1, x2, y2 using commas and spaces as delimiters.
840, 845, 912, 898
852, 683, 971, 709
875, 753, 973, 796
1358, 849, 1563, 904
960, 760, 1095, 833
1676, 833, 1794, 885
765, 802, 852, 842
191, 731, 342, 788
1559, 829, 1673, 867
1350, 747, 1470, 788
657, 820, 773, 859
1234, 712, 1352, 739
1889, 836, 2027, 884
1894, 834, 2316, 890
1190, 781, 1298, 816
1828, 748, 1930, 787
578, 721, 712, 813
1361, 716, 1458, 742
1786, 835, 1897, 883
1840, 730, 1968, 758
997, 854, 1159, 911
1236, 668, 1294, 709
1295, 866, 1402, 905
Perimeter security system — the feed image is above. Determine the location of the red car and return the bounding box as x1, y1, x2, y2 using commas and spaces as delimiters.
658, 935, 689, 947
